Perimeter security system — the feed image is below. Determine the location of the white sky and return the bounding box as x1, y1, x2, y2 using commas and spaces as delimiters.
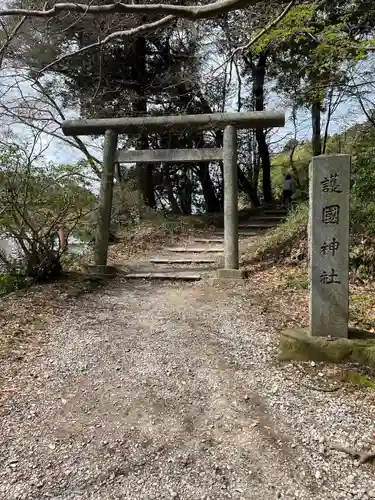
0, 51, 372, 184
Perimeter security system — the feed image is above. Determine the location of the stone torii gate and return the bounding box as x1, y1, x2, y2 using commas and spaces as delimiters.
62, 111, 285, 277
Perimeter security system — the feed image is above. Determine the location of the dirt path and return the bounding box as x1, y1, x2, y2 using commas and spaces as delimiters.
1, 277, 375, 500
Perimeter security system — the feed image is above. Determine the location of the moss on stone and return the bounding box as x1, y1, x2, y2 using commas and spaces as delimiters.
342, 371, 375, 390
279, 328, 375, 368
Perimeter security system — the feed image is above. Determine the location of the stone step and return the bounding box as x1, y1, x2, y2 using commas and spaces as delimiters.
150, 257, 216, 264
214, 232, 259, 237
85, 265, 204, 280
193, 238, 224, 244
165, 247, 223, 253
264, 210, 288, 216
119, 271, 202, 281
249, 216, 285, 221
238, 223, 276, 229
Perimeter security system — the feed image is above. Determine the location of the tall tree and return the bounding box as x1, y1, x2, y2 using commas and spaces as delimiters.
254, 1, 375, 157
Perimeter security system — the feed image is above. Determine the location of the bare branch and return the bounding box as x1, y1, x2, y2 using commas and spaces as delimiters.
0, 0, 264, 20
58, 0, 94, 34
0, 16, 26, 67
1, 102, 102, 174
0, 72, 103, 173
192, 0, 295, 98
232, 0, 295, 57
39, 15, 175, 73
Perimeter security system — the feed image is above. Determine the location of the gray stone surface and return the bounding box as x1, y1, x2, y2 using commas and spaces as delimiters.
94, 129, 118, 266
193, 238, 224, 244
214, 231, 259, 238
238, 223, 276, 229
116, 148, 223, 163
280, 327, 375, 367
149, 257, 216, 264
223, 124, 239, 269
119, 271, 202, 280
62, 111, 285, 136
308, 155, 350, 338
165, 247, 223, 253
85, 265, 118, 276
216, 268, 244, 279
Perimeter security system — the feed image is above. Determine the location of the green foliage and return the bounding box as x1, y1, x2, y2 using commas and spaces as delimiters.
253, 1, 373, 115
282, 269, 309, 290
341, 371, 375, 390
253, 4, 317, 52
110, 182, 142, 234
351, 148, 375, 203
245, 174, 375, 280
243, 203, 308, 264
271, 145, 310, 200
0, 274, 30, 295
163, 219, 184, 236
349, 234, 375, 279
349, 294, 375, 331
269, 121, 375, 278
0, 143, 96, 280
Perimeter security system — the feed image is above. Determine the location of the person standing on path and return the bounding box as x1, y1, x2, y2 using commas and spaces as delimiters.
283, 173, 293, 207
58, 229, 68, 252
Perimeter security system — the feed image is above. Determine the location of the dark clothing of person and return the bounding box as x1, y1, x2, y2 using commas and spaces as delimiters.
283, 189, 292, 205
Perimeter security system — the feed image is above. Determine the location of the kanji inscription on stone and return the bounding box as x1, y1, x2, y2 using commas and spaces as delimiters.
322, 205, 340, 224
308, 155, 350, 338
320, 173, 342, 193
319, 268, 341, 285
320, 237, 340, 257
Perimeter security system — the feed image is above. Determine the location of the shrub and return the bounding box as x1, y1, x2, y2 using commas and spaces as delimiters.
0, 274, 30, 295
0, 144, 95, 281
243, 203, 308, 264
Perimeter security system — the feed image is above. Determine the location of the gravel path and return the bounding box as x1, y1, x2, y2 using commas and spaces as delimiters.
0, 279, 374, 499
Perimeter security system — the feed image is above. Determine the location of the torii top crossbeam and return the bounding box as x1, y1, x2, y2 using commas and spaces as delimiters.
61, 111, 285, 136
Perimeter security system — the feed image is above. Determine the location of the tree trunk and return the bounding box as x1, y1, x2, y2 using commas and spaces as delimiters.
322, 87, 334, 154
163, 165, 180, 213
132, 36, 156, 209
237, 166, 260, 207
256, 130, 272, 203
253, 52, 273, 204
215, 130, 224, 205
197, 162, 221, 213
215, 130, 259, 207
311, 100, 322, 157
193, 133, 221, 213
179, 170, 193, 214
135, 130, 156, 209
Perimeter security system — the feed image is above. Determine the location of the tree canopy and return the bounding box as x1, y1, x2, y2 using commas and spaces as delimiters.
0, 0, 374, 213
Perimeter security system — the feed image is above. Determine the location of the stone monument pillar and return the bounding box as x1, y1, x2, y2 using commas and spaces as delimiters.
94, 129, 118, 267
223, 124, 239, 270
308, 154, 351, 338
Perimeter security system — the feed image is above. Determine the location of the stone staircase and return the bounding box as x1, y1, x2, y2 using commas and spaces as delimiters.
113, 206, 288, 281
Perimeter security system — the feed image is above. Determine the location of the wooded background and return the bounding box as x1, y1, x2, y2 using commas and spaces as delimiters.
1, 0, 375, 282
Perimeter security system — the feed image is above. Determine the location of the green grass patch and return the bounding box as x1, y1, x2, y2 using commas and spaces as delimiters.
241, 203, 308, 266
242, 199, 375, 281
281, 269, 308, 290
0, 274, 31, 296
349, 293, 375, 331
341, 370, 375, 390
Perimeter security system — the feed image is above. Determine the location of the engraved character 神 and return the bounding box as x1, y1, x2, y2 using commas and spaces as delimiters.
320, 237, 340, 257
